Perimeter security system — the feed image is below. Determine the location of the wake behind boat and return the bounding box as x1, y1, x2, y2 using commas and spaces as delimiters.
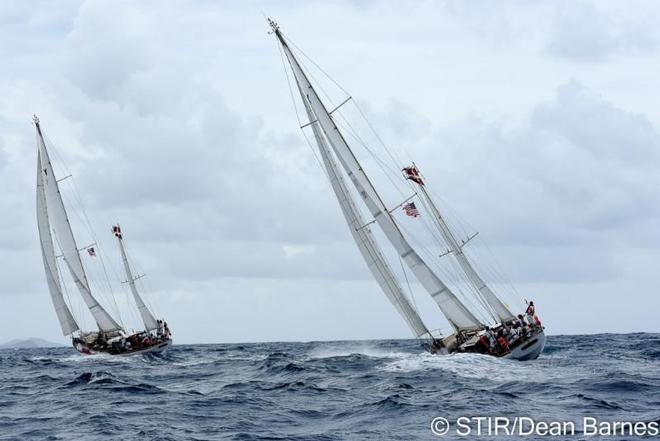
270, 20, 545, 360
34, 115, 172, 356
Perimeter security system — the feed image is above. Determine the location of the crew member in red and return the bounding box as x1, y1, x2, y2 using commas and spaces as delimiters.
526, 301, 536, 326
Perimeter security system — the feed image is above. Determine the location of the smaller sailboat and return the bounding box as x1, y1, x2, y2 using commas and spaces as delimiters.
35, 115, 172, 355
270, 19, 545, 360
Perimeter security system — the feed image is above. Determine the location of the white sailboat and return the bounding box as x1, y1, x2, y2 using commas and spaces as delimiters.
270, 20, 545, 360
34, 115, 172, 355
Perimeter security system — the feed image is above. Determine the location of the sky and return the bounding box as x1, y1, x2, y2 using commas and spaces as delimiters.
1, 0, 659, 345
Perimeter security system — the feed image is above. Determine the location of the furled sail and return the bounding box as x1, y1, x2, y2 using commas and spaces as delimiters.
36, 149, 79, 336
35, 119, 121, 333
297, 87, 430, 337
113, 226, 158, 331
416, 180, 515, 323
274, 25, 483, 331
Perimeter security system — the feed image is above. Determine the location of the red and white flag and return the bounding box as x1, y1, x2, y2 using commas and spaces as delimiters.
112, 225, 122, 239
402, 166, 424, 185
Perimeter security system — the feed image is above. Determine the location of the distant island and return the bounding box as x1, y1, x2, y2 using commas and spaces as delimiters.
0, 338, 66, 349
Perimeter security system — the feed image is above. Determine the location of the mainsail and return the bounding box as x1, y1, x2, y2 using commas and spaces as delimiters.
273, 22, 483, 332
409, 169, 515, 323
36, 149, 79, 336
296, 85, 430, 338
35, 117, 121, 333
113, 226, 158, 332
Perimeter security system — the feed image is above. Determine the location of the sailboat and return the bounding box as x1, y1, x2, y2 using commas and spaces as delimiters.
34, 115, 172, 355
270, 20, 546, 360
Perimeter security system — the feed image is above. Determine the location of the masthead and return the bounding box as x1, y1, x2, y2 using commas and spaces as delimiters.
33, 114, 40, 125
267, 17, 279, 33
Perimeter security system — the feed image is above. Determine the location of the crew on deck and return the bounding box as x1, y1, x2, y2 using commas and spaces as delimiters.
460, 302, 543, 356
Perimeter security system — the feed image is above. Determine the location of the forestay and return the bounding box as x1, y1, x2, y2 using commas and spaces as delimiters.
35, 121, 121, 333
276, 28, 483, 332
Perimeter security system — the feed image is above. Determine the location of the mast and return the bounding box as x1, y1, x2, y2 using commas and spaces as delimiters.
271, 20, 483, 332
34, 116, 122, 334
405, 166, 515, 323
112, 225, 158, 331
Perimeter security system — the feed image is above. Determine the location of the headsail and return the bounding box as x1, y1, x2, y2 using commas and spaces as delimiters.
273, 22, 483, 332
405, 166, 515, 323
36, 148, 79, 336
113, 225, 158, 332
35, 117, 121, 333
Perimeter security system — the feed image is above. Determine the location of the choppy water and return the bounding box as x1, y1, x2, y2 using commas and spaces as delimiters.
1, 334, 659, 440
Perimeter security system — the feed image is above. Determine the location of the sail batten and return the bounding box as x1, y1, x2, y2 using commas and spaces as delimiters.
276, 30, 483, 332
35, 120, 121, 334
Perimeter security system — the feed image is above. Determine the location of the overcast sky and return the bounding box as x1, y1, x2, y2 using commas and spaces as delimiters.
1, 0, 659, 344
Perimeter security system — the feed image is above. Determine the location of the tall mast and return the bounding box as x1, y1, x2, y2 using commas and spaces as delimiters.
113, 225, 158, 331
405, 166, 515, 323
271, 20, 483, 332
35, 116, 122, 333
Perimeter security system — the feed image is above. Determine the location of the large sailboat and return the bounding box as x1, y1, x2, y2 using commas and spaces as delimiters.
35, 115, 172, 355
270, 20, 545, 360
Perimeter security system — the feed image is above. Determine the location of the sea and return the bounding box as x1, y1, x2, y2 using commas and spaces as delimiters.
0, 333, 658, 440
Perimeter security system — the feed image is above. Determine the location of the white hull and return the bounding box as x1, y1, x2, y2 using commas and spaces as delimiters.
504, 331, 546, 361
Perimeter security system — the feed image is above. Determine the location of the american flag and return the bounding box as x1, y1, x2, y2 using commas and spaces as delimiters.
403, 202, 420, 217
87, 247, 96, 257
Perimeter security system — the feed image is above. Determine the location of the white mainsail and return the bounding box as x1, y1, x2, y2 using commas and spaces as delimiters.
35, 118, 121, 333
114, 226, 158, 332
298, 88, 430, 338
36, 149, 79, 336
274, 24, 483, 332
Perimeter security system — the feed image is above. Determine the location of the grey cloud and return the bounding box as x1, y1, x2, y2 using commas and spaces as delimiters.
1, 1, 659, 343
545, 1, 657, 62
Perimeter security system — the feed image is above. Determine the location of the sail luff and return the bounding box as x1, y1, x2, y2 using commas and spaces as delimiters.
115, 229, 158, 331
417, 184, 515, 322
275, 29, 483, 331
36, 147, 79, 336
296, 82, 431, 338
35, 120, 121, 333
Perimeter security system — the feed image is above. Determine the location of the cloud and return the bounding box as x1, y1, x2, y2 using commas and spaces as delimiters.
545, 1, 657, 62
1, 0, 659, 343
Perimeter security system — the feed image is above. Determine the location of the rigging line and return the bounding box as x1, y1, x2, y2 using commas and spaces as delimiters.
288, 33, 412, 177
333, 118, 410, 199
285, 35, 352, 97
423, 182, 520, 301
277, 36, 326, 173
283, 35, 413, 207
45, 137, 125, 328
398, 255, 419, 315
397, 218, 493, 324
352, 100, 408, 173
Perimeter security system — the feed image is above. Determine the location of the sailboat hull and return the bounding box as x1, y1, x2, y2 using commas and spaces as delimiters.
503, 330, 546, 361
74, 337, 172, 356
